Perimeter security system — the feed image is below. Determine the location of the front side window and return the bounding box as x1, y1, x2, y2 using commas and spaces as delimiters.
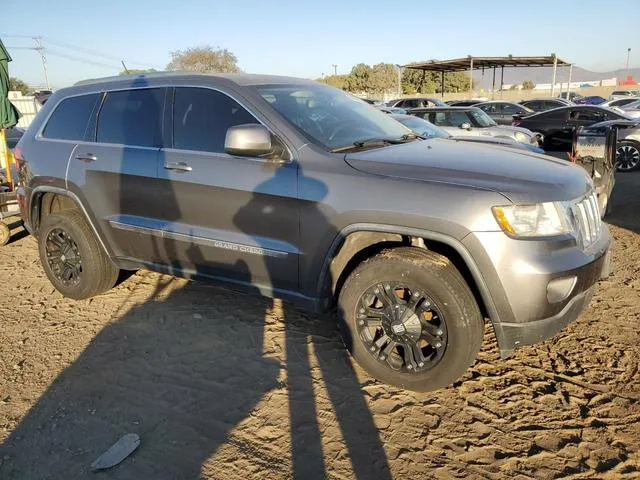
97, 88, 165, 147
42, 93, 100, 141
430, 111, 472, 127
255, 84, 410, 150
173, 87, 257, 153
468, 109, 496, 127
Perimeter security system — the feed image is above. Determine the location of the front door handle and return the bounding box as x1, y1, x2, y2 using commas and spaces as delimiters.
164, 162, 192, 172
76, 153, 97, 163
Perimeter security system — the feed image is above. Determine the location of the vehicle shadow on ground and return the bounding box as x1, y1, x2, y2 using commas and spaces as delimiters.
0, 78, 390, 478
607, 171, 640, 234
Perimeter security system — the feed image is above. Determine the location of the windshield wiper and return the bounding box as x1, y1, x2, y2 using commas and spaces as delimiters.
330, 135, 420, 153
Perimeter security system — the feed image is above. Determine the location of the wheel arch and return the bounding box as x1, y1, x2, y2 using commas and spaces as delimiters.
29, 186, 112, 257
319, 223, 506, 346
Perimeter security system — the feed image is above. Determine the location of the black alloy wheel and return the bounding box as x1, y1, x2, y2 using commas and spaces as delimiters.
356, 282, 447, 373
44, 228, 83, 287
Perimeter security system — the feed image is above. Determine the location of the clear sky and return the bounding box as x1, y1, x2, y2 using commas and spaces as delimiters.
2, 0, 639, 89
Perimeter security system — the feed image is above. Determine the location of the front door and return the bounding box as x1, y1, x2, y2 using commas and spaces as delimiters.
156, 86, 299, 293
68, 87, 167, 263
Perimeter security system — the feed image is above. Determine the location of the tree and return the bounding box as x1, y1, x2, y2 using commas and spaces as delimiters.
166, 46, 241, 73
509, 84, 519, 90
522, 80, 536, 90
345, 63, 373, 93
317, 74, 348, 90
401, 69, 471, 95
369, 63, 397, 94
119, 68, 158, 76
9, 77, 29, 95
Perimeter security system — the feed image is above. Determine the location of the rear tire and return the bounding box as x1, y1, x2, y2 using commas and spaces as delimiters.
338, 247, 484, 392
38, 210, 119, 300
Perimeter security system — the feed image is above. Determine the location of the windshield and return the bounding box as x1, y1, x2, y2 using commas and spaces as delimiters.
468, 109, 497, 127
392, 115, 449, 138
255, 84, 411, 150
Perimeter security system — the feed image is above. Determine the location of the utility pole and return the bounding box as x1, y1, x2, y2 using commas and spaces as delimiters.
627, 48, 631, 71
332, 64, 337, 76
33, 36, 50, 90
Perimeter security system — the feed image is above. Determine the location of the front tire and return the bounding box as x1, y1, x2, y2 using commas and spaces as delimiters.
616, 141, 640, 172
338, 247, 484, 392
38, 210, 119, 300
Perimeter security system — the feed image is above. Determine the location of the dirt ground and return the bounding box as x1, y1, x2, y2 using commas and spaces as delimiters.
0, 174, 638, 480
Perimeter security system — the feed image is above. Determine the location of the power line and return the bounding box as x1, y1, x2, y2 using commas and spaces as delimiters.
46, 48, 121, 70
42, 36, 163, 69
2, 33, 163, 70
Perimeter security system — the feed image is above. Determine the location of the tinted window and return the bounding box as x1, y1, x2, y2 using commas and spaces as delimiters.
502, 103, 519, 114
97, 88, 164, 147
478, 104, 498, 114
568, 109, 605, 122
431, 111, 470, 126
542, 109, 568, 121
42, 94, 100, 140
173, 87, 257, 153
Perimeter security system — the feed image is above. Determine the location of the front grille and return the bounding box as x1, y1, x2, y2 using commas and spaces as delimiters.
571, 192, 601, 249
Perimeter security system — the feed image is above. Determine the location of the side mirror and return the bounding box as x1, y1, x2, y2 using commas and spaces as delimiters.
460, 122, 471, 130
225, 124, 272, 157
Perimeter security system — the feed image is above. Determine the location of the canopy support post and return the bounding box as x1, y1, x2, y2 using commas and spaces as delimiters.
492, 67, 496, 100
550, 54, 558, 97
441, 71, 445, 98
468, 57, 474, 97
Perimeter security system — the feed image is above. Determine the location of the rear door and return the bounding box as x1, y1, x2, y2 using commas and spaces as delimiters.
155, 86, 299, 292
69, 87, 167, 262
531, 109, 570, 151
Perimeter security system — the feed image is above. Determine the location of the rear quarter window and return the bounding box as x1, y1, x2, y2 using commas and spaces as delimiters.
42, 93, 101, 141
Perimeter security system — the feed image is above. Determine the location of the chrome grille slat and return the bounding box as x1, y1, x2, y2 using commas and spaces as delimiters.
573, 192, 600, 249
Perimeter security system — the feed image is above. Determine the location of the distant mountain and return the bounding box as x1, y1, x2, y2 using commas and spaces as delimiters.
472, 66, 640, 89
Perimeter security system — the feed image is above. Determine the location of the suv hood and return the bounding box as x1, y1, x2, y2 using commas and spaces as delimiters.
344, 139, 592, 204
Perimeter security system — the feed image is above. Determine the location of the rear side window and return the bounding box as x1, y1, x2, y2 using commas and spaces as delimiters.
97, 88, 165, 147
173, 87, 257, 153
42, 94, 100, 141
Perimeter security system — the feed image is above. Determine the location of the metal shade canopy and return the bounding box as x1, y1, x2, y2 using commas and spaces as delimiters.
402, 55, 571, 98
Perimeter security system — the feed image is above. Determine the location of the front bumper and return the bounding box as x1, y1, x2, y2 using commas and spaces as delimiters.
463, 226, 611, 357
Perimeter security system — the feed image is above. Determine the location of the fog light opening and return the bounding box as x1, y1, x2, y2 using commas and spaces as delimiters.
547, 276, 577, 304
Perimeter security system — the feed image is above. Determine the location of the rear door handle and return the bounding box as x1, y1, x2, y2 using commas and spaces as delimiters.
76, 153, 97, 163
164, 162, 192, 172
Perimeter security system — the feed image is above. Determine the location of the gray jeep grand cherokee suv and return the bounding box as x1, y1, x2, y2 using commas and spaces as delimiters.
15, 73, 611, 391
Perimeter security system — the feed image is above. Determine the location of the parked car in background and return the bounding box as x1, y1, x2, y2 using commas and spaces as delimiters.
474, 101, 534, 125
601, 97, 639, 109
16, 72, 612, 392
376, 106, 407, 115
33, 90, 53, 105
514, 105, 640, 172
409, 106, 540, 146
579, 96, 606, 105
619, 100, 640, 118
391, 114, 544, 154
445, 99, 483, 107
5, 127, 24, 149
520, 98, 572, 112
559, 92, 584, 103
609, 90, 640, 100
360, 98, 384, 106
386, 97, 447, 109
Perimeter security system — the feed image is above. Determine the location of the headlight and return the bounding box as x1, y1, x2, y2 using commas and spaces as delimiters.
492, 202, 573, 237
514, 131, 529, 143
